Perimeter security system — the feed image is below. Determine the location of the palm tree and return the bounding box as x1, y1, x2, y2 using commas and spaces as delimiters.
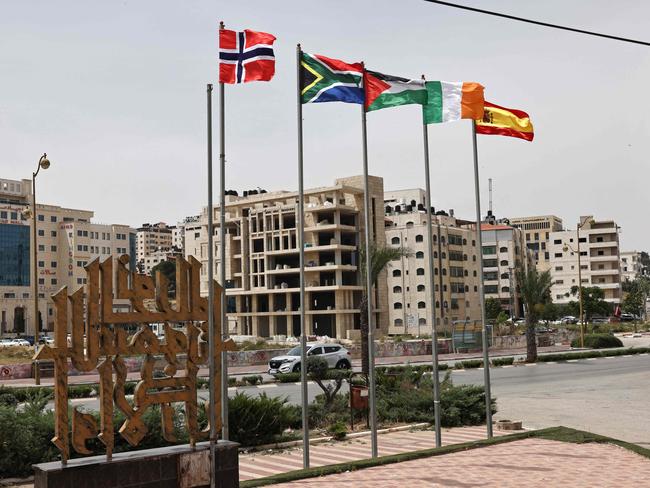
516, 268, 552, 362
359, 243, 411, 374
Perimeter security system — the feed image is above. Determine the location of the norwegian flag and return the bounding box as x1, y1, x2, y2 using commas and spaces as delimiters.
219, 28, 276, 84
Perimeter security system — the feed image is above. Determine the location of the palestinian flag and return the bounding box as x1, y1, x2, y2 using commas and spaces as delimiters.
423, 81, 484, 124
364, 70, 427, 112
475, 101, 534, 141
300, 52, 364, 104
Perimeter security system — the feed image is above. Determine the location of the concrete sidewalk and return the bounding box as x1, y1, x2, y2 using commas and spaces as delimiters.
1, 344, 571, 388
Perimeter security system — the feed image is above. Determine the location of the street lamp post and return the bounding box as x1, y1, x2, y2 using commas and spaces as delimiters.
563, 218, 593, 349
29, 153, 50, 385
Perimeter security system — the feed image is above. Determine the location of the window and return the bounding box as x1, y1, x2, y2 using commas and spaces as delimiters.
51, 231, 56, 237
38, 214, 44, 222
77, 230, 83, 237
448, 234, 463, 245
555, 266, 563, 271
499, 246, 508, 253
484, 285, 498, 294
417, 284, 425, 292
416, 268, 425, 276
500, 272, 509, 279
392, 269, 401, 277
554, 253, 563, 258
415, 234, 423, 242
38, 278, 45, 284
501, 286, 509, 292
50, 216, 57, 222
50, 261, 57, 268
51, 245, 57, 252
38, 229, 45, 236
483, 259, 498, 267
482, 246, 496, 255
416, 251, 424, 259
324, 346, 340, 353
38, 261, 44, 267
554, 239, 562, 244
38, 244, 45, 251
500, 260, 509, 266
393, 302, 403, 310
449, 251, 463, 261
451, 282, 465, 294
393, 286, 402, 293
51, 279, 57, 285
534, 232, 539, 240
442, 269, 447, 275
450, 266, 464, 277
394, 319, 404, 327
417, 301, 426, 309
391, 237, 400, 245
556, 280, 564, 285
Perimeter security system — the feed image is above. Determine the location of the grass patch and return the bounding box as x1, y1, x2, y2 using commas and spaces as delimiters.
241, 426, 650, 487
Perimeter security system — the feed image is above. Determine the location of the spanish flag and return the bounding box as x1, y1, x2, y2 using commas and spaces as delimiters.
475, 101, 534, 141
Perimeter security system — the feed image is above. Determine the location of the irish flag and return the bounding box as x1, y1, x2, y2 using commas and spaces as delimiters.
423, 81, 485, 124
364, 70, 427, 112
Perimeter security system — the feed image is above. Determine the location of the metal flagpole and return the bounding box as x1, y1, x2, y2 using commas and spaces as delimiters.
296, 44, 310, 469
206, 83, 218, 488
360, 69, 378, 458
471, 120, 493, 438
420, 89, 442, 448
218, 20, 229, 443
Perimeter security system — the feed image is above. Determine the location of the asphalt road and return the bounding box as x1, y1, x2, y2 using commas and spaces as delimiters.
66, 351, 650, 447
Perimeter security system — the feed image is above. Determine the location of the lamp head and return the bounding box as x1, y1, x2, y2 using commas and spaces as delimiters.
562, 245, 569, 252
39, 154, 50, 170
22, 207, 32, 219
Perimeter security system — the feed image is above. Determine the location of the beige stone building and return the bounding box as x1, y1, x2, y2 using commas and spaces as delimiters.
620, 251, 644, 283
186, 176, 386, 339
480, 222, 532, 318
0, 177, 135, 336
384, 192, 481, 335
549, 216, 622, 304
509, 215, 564, 272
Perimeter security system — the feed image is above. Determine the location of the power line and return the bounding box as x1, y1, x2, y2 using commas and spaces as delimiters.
423, 0, 650, 47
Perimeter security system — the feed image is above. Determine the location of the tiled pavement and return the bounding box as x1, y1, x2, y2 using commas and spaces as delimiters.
269, 438, 650, 487
239, 425, 507, 481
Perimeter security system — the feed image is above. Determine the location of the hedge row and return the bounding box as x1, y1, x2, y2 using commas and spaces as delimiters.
570, 333, 623, 349
537, 347, 650, 362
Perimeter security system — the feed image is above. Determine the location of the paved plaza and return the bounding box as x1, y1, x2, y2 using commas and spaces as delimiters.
270, 438, 650, 487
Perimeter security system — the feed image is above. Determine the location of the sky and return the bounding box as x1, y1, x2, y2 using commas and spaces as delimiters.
1, 1, 649, 249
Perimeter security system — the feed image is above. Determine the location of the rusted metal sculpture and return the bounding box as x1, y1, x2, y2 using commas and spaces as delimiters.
35, 255, 235, 463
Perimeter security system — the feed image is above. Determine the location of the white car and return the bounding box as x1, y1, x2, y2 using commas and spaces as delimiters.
0, 339, 15, 348
5, 338, 30, 347
268, 343, 351, 375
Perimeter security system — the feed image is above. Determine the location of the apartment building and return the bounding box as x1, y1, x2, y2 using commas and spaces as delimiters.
620, 251, 644, 283
509, 215, 564, 272
186, 175, 386, 340
480, 222, 531, 318
549, 216, 622, 304
0, 177, 135, 336
384, 192, 481, 336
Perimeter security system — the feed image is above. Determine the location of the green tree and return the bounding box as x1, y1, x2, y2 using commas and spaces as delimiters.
484, 297, 503, 321
540, 302, 559, 322
570, 286, 611, 321
359, 243, 411, 374
516, 268, 552, 362
622, 289, 645, 317
307, 356, 347, 407
151, 259, 176, 297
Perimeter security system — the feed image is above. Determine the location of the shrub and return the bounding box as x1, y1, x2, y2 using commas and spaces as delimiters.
228, 377, 237, 387
243, 375, 263, 386
376, 370, 495, 427
455, 359, 483, 369
228, 393, 299, 447
327, 421, 347, 440
275, 372, 301, 383
491, 357, 514, 367
0, 393, 18, 407
571, 333, 623, 349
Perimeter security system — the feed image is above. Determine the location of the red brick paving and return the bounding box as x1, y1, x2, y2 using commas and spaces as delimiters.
269, 438, 650, 487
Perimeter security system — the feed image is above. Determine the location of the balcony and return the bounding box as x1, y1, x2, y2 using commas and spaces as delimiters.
304, 223, 356, 233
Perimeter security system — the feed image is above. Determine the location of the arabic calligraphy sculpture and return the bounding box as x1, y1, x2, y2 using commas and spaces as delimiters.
35, 255, 235, 463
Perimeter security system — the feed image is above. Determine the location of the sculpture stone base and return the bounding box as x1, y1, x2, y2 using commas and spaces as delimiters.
33, 440, 239, 488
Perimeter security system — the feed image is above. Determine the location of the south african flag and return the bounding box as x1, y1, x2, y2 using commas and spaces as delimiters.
300, 52, 364, 104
